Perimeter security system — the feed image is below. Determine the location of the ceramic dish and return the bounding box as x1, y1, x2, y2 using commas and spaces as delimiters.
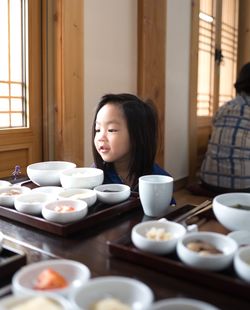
176, 231, 238, 271
12, 259, 91, 298
131, 219, 186, 255
94, 184, 131, 204
31, 186, 64, 198
27, 161, 76, 186
151, 297, 219, 310
228, 230, 250, 247
42, 199, 88, 224
234, 245, 250, 283
58, 188, 97, 207
0, 186, 31, 207
70, 276, 154, 310
0, 180, 11, 188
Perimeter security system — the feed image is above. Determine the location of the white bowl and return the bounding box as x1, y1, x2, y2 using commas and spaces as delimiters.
27, 161, 76, 186
94, 184, 131, 204
0, 180, 11, 188
42, 199, 88, 224
213, 193, 250, 231
0, 294, 72, 310
60, 167, 104, 189
176, 231, 238, 271
32, 186, 64, 198
14, 192, 55, 215
12, 259, 91, 298
0, 186, 31, 207
131, 220, 186, 255
234, 245, 250, 283
58, 188, 97, 207
151, 297, 219, 310
70, 276, 154, 310
228, 230, 250, 247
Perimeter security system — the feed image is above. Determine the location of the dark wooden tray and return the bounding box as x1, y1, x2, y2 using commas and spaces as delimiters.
0, 245, 26, 281
0, 195, 140, 237
108, 204, 250, 301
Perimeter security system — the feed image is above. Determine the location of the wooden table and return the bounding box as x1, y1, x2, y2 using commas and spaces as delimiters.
0, 198, 249, 309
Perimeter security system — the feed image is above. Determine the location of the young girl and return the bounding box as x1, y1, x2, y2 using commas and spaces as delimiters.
92, 93, 174, 194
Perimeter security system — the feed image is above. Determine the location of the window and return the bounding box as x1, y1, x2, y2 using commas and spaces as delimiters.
0, 0, 28, 128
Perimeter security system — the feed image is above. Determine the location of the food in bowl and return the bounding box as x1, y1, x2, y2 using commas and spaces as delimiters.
42, 199, 88, 223
131, 220, 186, 255
34, 268, 68, 290
176, 231, 238, 271
91, 297, 131, 310
94, 184, 131, 204
58, 188, 97, 207
213, 193, 250, 231
27, 161, 76, 186
0, 186, 31, 207
185, 240, 223, 256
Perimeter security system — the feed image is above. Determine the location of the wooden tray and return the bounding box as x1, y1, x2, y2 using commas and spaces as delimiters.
108, 204, 250, 301
0, 245, 26, 281
0, 195, 140, 237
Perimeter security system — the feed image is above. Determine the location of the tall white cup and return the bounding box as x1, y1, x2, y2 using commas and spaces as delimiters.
139, 175, 173, 217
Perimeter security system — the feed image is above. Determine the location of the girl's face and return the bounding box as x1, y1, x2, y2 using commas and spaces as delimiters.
94, 103, 131, 166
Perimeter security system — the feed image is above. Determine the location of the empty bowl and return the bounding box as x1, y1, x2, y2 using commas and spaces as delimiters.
14, 192, 55, 215
60, 167, 104, 189
42, 199, 88, 224
213, 193, 250, 231
151, 297, 219, 310
94, 184, 131, 204
131, 220, 186, 255
234, 245, 250, 283
176, 231, 238, 271
12, 259, 91, 298
70, 276, 154, 310
58, 188, 97, 207
27, 161, 76, 186
0, 186, 31, 207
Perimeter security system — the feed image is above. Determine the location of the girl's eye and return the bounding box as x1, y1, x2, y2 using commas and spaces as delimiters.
108, 129, 118, 133
95, 128, 100, 133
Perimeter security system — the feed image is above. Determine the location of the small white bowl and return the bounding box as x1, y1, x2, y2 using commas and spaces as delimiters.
0, 186, 31, 207
228, 230, 250, 247
0, 294, 72, 310
176, 231, 238, 271
94, 184, 131, 204
0, 180, 11, 188
60, 167, 104, 189
12, 259, 91, 298
27, 161, 76, 186
151, 297, 219, 310
58, 188, 97, 207
131, 220, 186, 255
32, 186, 64, 198
14, 192, 55, 215
234, 245, 250, 283
70, 276, 154, 310
42, 199, 88, 224
213, 193, 250, 231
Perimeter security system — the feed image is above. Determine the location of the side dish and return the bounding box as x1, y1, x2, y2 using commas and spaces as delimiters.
9, 296, 63, 310
34, 268, 68, 290
91, 297, 131, 310
186, 240, 223, 256
146, 227, 173, 241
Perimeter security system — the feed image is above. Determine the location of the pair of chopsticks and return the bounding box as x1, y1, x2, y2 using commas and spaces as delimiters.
174, 200, 213, 224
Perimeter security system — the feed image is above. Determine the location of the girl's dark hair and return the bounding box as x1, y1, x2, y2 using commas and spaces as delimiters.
234, 62, 250, 95
92, 93, 158, 185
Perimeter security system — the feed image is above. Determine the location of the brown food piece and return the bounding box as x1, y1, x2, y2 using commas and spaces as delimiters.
34, 268, 68, 290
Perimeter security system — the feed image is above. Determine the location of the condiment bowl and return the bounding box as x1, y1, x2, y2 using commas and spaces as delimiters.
14, 192, 55, 215
58, 188, 97, 207
176, 231, 238, 271
42, 199, 88, 224
151, 297, 219, 310
12, 259, 91, 298
213, 193, 250, 231
131, 220, 186, 255
0, 186, 31, 207
94, 184, 131, 204
27, 161, 76, 186
234, 245, 250, 283
0, 180, 11, 188
70, 276, 154, 310
32, 186, 64, 198
60, 167, 104, 189
0, 294, 72, 310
